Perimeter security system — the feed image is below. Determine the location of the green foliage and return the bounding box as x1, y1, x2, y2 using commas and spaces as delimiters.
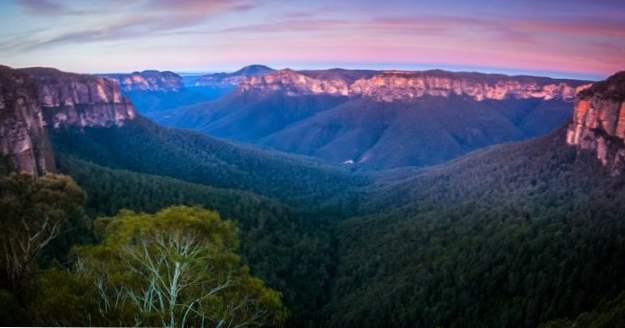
49, 117, 363, 325
50, 117, 365, 212
34, 116, 625, 327
0, 173, 85, 293
55, 156, 336, 324
325, 129, 625, 328
540, 292, 625, 328
34, 206, 287, 327
29, 266, 98, 326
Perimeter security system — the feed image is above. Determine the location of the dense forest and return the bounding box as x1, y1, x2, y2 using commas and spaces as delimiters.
0, 176, 285, 326
50, 117, 366, 215
325, 129, 625, 327
4, 117, 625, 327
0, 166, 329, 326
54, 156, 338, 324
2, 124, 625, 327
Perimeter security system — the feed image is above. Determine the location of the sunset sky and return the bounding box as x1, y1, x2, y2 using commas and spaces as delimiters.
0, 0, 624, 79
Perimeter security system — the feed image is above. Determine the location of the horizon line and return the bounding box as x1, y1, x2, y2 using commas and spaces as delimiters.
5, 62, 610, 81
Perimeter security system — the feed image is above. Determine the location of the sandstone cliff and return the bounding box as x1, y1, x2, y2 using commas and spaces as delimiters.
240, 69, 591, 102
101, 70, 183, 92
0, 66, 54, 175
0, 66, 137, 174
566, 71, 625, 174
24, 67, 137, 129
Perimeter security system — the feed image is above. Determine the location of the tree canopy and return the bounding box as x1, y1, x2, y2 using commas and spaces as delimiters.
33, 206, 287, 327
0, 173, 84, 293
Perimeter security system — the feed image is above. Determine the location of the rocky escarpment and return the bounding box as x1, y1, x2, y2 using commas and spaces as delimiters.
101, 70, 183, 92
24, 67, 137, 129
0, 66, 54, 175
194, 65, 274, 88
0, 66, 137, 174
240, 69, 591, 102
566, 71, 625, 175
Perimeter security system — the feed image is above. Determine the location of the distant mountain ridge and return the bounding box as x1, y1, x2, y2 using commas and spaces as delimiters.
241, 68, 591, 101
156, 67, 592, 169
100, 70, 234, 114
193, 64, 275, 88
100, 70, 183, 92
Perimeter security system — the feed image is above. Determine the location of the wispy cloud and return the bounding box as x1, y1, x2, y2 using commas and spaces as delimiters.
4, 0, 255, 51
221, 13, 625, 41
1, 0, 624, 77
148, 0, 254, 13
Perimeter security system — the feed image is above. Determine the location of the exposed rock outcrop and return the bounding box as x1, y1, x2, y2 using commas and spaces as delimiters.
567, 71, 625, 175
194, 65, 274, 88
0, 66, 54, 174
101, 70, 183, 92
24, 67, 137, 129
0, 66, 138, 174
240, 69, 591, 102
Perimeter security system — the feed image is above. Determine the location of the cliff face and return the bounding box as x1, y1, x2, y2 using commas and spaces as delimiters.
566, 71, 625, 174
24, 67, 137, 129
194, 65, 274, 88
0, 66, 138, 174
0, 66, 54, 174
240, 69, 591, 102
101, 70, 183, 92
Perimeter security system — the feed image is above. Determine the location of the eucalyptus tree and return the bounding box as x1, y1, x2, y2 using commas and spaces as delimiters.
35, 206, 286, 327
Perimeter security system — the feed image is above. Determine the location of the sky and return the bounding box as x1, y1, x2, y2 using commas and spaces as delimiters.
0, 0, 624, 80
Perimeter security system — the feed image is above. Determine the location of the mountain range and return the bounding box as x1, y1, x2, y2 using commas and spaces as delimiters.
148, 67, 591, 169
2, 63, 625, 327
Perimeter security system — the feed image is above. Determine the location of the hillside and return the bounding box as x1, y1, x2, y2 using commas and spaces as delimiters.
323, 73, 625, 326
50, 116, 365, 213
53, 156, 335, 324
259, 96, 573, 169
325, 127, 625, 327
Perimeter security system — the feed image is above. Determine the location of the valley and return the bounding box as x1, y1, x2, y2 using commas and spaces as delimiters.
136, 67, 591, 169
2, 1, 624, 326
1, 64, 624, 327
